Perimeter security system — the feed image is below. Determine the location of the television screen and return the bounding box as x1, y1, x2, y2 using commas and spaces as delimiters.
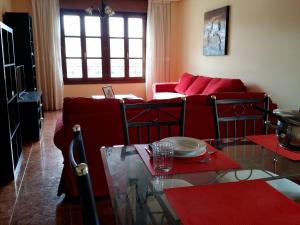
15, 65, 26, 97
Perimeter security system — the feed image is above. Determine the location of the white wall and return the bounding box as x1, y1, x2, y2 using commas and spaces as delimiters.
176, 0, 300, 109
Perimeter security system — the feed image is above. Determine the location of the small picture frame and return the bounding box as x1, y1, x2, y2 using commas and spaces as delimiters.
102, 86, 115, 99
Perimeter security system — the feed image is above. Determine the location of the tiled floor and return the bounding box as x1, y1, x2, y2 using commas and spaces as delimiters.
0, 111, 115, 225
0, 111, 64, 225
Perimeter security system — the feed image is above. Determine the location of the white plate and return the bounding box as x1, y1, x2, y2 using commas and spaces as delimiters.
160, 136, 207, 157
173, 150, 206, 158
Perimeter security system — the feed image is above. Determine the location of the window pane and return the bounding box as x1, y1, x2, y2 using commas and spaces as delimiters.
65, 37, 81, 57
109, 17, 124, 37
129, 59, 143, 77
87, 59, 102, 78
110, 39, 124, 57
129, 39, 143, 57
86, 38, 101, 57
66, 59, 82, 78
64, 15, 80, 36
128, 18, 143, 38
85, 16, 101, 36
111, 59, 124, 77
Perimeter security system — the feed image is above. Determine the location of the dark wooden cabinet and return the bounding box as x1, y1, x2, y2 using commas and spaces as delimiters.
0, 22, 22, 183
19, 91, 43, 140
4, 12, 37, 91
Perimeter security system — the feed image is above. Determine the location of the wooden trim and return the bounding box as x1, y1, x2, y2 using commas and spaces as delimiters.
60, 9, 146, 84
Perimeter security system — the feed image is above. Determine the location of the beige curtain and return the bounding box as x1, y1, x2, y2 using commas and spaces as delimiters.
146, 0, 171, 100
31, 0, 63, 110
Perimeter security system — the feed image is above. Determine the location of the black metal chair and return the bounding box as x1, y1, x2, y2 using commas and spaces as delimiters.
211, 95, 270, 140
69, 124, 100, 225
120, 97, 186, 145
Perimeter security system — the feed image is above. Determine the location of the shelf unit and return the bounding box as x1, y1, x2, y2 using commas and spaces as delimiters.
0, 22, 22, 183
4, 12, 37, 91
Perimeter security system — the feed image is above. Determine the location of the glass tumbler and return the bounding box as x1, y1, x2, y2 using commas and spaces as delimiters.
152, 141, 174, 172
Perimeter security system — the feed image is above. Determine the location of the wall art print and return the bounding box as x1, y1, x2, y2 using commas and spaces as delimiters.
203, 6, 229, 56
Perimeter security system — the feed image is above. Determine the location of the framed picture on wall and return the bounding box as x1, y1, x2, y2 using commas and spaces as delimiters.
203, 6, 229, 56
102, 86, 115, 99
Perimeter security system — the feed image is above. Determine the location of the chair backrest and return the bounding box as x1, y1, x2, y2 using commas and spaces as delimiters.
211, 95, 270, 140
69, 124, 100, 225
120, 97, 186, 145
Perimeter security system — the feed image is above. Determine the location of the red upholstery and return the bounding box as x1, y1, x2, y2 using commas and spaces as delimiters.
185, 76, 212, 95
174, 73, 197, 94
153, 82, 178, 93
54, 94, 277, 199
153, 74, 247, 99
202, 77, 246, 94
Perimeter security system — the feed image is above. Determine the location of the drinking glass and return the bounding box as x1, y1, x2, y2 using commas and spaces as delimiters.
152, 141, 174, 172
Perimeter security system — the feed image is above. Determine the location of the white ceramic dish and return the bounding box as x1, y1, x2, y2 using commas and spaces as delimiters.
160, 136, 207, 157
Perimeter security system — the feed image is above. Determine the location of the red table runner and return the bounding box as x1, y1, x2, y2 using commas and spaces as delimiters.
135, 144, 240, 176
164, 179, 300, 225
246, 134, 300, 160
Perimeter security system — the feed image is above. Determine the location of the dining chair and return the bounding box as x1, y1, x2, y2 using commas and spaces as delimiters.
69, 124, 101, 225
211, 94, 270, 140
120, 97, 186, 145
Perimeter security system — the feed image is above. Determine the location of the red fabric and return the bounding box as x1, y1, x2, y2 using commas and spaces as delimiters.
247, 134, 300, 160
164, 179, 300, 225
202, 78, 246, 94
153, 82, 178, 93
184, 76, 212, 95
174, 73, 197, 94
185, 95, 208, 107
206, 92, 265, 102
53, 96, 277, 198
135, 144, 240, 176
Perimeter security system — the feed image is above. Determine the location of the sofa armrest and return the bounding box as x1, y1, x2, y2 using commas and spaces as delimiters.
153, 82, 178, 94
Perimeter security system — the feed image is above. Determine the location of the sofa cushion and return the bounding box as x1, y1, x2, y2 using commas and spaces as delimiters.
184, 76, 212, 95
174, 73, 197, 94
202, 78, 246, 94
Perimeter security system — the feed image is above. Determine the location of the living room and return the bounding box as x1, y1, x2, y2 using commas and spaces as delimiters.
0, 0, 300, 224
1, 0, 299, 108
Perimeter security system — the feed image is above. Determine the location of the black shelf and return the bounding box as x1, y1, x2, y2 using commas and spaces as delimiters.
4, 13, 37, 91
0, 22, 22, 183
19, 91, 43, 141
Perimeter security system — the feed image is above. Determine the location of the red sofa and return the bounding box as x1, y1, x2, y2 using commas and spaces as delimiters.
54, 93, 276, 199
153, 73, 246, 99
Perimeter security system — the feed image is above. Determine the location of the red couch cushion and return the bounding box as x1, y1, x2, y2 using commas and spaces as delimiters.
185, 76, 212, 95
174, 73, 197, 94
202, 78, 246, 94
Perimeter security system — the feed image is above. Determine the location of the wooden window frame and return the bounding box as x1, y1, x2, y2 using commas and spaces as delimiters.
60, 9, 146, 84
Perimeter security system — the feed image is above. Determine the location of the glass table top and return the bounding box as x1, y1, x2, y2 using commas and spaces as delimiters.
101, 138, 300, 225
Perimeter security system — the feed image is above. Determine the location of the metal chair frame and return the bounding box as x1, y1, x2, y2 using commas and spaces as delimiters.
211, 95, 270, 140
120, 97, 186, 145
69, 124, 101, 225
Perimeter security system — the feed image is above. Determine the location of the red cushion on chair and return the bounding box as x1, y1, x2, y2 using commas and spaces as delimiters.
185, 76, 212, 95
202, 78, 246, 94
174, 73, 197, 94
